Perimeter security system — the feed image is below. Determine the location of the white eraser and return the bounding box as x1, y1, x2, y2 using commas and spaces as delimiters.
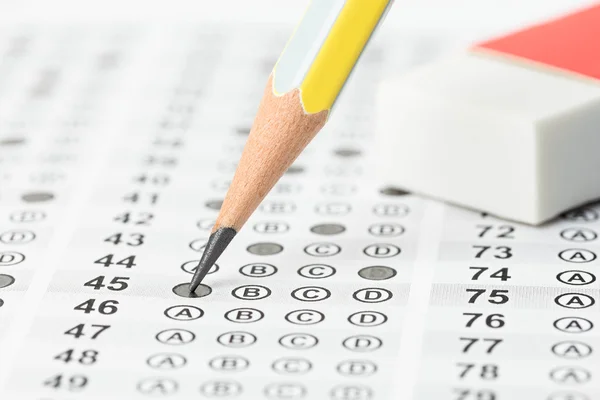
377, 4, 600, 225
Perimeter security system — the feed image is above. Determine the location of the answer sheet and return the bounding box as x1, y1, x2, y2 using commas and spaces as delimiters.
0, 21, 598, 400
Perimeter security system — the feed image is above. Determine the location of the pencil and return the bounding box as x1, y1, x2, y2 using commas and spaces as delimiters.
189, 0, 393, 291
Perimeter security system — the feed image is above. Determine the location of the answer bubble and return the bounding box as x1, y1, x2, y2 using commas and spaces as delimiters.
209, 355, 250, 372
200, 380, 242, 397
279, 333, 318, 350
315, 202, 351, 216
260, 200, 296, 214
562, 208, 598, 222
372, 203, 409, 217
253, 221, 289, 234
164, 305, 204, 321
247, 242, 283, 256
342, 335, 382, 352
211, 179, 231, 192
196, 219, 216, 230
205, 199, 223, 211
358, 266, 396, 281
560, 228, 597, 242
558, 249, 596, 263
232, 285, 271, 300
0, 137, 26, 146
368, 223, 404, 237
553, 317, 593, 333
236, 127, 251, 135
310, 223, 346, 235
155, 328, 195, 345
172, 283, 212, 299
337, 360, 377, 377
348, 311, 387, 327
30, 171, 65, 184
180, 260, 218, 275
363, 244, 400, 258
272, 357, 312, 375
0, 230, 35, 244
298, 264, 336, 279
239, 263, 277, 278
334, 148, 362, 158
225, 308, 264, 323
324, 164, 362, 177
274, 184, 300, 196
330, 385, 373, 400
0, 299, 3, 308
285, 309, 325, 325
291, 286, 331, 302
551, 341, 592, 359
188, 239, 207, 252
554, 293, 595, 309
21, 191, 54, 203
264, 383, 306, 399
147, 353, 187, 369
137, 378, 178, 396
353, 288, 392, 303
556, 270, 596, 286
0, 274, 15, 289
321, 183, 356, 196
379, 186, 410, 196
9, 210, 46, 223
285, 165, 305, 174
547, 391, 589, 400
549, 366, 591, 384
217, 331, 257, 348
0, 252, 25, 266
304, 242, 341, 257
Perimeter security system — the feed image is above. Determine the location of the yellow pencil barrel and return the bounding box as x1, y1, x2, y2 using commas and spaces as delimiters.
273, 0, 393, 114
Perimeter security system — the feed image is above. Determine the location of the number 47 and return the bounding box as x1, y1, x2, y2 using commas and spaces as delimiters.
64, 324, 110, 340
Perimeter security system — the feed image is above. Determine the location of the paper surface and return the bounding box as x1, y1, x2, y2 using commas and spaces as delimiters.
0, 21, 598, 400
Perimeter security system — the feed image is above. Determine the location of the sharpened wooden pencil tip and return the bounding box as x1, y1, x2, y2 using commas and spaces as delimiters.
211, 75, 328, 233
188, 227, 237, 292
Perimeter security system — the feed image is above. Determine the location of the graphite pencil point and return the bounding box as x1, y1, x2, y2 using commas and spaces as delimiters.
188, 227, 237, 292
